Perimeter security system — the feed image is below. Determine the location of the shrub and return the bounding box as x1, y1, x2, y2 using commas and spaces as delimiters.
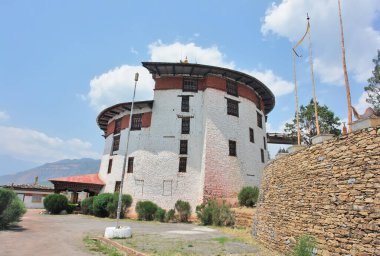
293, 235, 316, 256
81, 197, 95, 215
165, 209, 176, 222
107, 193, 133, 218
174, 200, 191, 222
238, 186, 259, 207
155, 207, 166, 222
196, 200, 234, 226
43, 194, 69, 214
93, 193, 113, 217
66, 203, 77, 214
0, 188, 26, 229
135, 201, 158, 221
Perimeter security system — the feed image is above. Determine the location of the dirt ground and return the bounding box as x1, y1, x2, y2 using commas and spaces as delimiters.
0, 209, 277, 256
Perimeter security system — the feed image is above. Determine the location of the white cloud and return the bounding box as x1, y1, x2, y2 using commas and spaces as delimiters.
354, 91, 371, 114
0, 111, 9, 121
130, 47, 138, 55
0, 126, 100, 164
261, 0, 380, 85
245, 69, 294, 97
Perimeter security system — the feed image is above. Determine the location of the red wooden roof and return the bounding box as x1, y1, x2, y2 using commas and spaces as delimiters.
49, 174, 104, 185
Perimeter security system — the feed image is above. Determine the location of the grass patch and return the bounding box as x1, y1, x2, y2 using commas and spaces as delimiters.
211, 236, 241, 245
83, 237, 123, 256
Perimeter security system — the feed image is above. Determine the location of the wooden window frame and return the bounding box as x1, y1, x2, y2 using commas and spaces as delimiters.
261, 149, 265, 163
112, 135, 120, 154
183, 78, 198, 92
263, 137, 267, 150
114, 118, 122, 134
181, 117, 190, 134
127, 157, 134, 173
257, 112, 263, 128
181, 96, 190, 112
227, 98, 239, 117
249, 128, 255, 143
114, 181, 121, 193
180, 140, 188, 154
178, 157, 187, 172
229, 140, 237, 156
107, 159, 113, 174
226, 80, 238, 96
31, 194, 42, 203
131, 114, 142, 130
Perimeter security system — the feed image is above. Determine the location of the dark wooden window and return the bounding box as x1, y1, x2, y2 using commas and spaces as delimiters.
131, 114, 142, 130
229, 140, 237, 156
112, 135, 120, 154
181, 96, 190, 112
257, 112, 263, 128
183, 78, 198, 92
227, 98, 239, 117
127, 157, 134, 173
114, 118, 122, 134
256, 97, 262, 110
114, 181, 121, 193
182, 117, 190, 134
179, 157, 187, 172
261, 149, 265, 163
107, 159, 113, 174
249, 128, 254, 143
226, 80, 238, 96
263, 137, 267, 150
180, 140, 188, 154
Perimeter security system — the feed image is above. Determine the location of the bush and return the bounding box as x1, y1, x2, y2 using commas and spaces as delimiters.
293, 235, 316, 256
196, 200, 234, 226
43, 194, 69, 214
155, 207, 166, 222
93, 193, 114, 217
135, 201, 158, 221
165, 209, 176, 222
238, 186, 259, 207
0, 188, 26, 229
107, 193, 133, 218
175, 200, 191, 222
66, 203, 77, 214
81, 197, 95, 215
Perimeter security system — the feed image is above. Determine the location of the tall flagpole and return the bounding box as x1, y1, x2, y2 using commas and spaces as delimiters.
116, 72, 139, 228
292, 50, 301, 145
307, 14, 321, 135
338, 0, 353, 133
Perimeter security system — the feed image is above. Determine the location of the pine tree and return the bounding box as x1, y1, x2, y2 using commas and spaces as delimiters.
364, 50, 380, 112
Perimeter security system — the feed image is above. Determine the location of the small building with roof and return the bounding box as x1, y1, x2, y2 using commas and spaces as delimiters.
96, 61, 275, 210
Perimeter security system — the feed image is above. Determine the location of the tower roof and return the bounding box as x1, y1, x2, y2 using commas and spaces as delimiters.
142, 62, 275, 114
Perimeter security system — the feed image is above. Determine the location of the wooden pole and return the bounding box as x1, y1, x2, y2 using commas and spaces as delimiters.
307, 15, 321, 135
292, 50, 301, 145
338, 0, 353, 133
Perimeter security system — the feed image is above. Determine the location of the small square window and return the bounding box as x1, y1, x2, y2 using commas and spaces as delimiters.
114, 118, 122, 134
180, 140, 188, 154
257, 112, 263, 128
261, 149, 265, 163
263, 137, 267, 150
183, 78, 198, 92
107, 159, 113, 174
182, 117, 190, 134
127, 157, 134, 173
114, 181, 121, 193
249, 128, 254, 143
112, 135, 120, 154
32, 195, 42, 203
181, 96, 190, 112
226, 80, 238, 96
229, 140, 237, 156
227, 98, 239, 117
131, 114, 142, 130
179, 157, 187, 172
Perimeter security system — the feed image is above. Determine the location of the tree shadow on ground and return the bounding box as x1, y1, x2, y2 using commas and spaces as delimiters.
1, 224, 28, 232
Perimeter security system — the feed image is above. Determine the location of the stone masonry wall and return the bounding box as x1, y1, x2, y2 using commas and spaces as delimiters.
253, 126, 380, 255
231, 207, 256, 228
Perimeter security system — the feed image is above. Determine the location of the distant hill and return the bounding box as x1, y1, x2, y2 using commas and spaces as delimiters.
0, 158, 101, 186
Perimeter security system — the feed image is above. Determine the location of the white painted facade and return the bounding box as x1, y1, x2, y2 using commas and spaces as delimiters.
15, 190, 53, 209
98, 75, 270, 211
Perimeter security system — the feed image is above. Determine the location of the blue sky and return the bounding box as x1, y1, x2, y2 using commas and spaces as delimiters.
0, 0, 379, 175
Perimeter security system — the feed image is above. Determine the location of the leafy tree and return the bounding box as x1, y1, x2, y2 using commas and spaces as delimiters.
284, 99, 341, 145
0, 188, 26, 229
365, 50, 380, 112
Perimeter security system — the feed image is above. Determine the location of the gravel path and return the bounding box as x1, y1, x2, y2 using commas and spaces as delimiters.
0, 209, 263, 256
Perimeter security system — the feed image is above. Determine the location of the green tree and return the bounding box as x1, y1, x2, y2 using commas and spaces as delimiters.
365, 50, 380, 112
284, 99, 341, 145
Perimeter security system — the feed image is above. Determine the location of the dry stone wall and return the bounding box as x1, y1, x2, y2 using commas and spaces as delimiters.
231, 207, 256, 228
253, 126, 380, 256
